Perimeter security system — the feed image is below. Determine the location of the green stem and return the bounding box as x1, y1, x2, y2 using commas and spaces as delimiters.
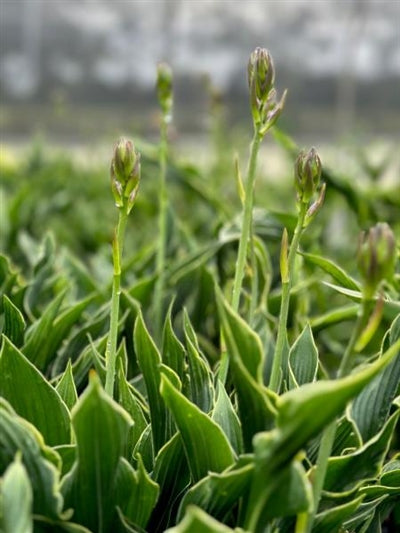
231, 127, 262, 312
218, 127, 262, 384
154, 116, 169, 341
105, 207, 128, 397
269, 202, 307, 392
304, 299, 369, 532
248, 225, 259, 325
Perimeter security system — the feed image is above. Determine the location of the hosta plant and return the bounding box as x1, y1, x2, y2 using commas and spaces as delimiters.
0, 48, 399, 533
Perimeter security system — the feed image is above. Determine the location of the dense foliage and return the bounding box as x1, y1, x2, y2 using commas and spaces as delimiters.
0, 49, 399, 533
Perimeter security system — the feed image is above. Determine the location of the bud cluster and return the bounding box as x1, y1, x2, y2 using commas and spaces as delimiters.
156, 62, 173, 119
295, 148, 322, 203
357, 222, 396, 298
247, 47, 286, 134
293, 147, 325, 224
110, 137, 141, 213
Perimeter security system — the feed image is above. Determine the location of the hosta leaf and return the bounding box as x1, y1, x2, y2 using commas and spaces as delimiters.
323, 283, 400, 320
216, 288, 263, 382
310, 304, 358, 332
70, 333, 107, 391
160, 373, 235, 482
262, 460, 312, 521
2, 294, 26, 347
165, 505, 235, 533
149, 433, 190, 533
24, 293, 94, 372
351, 314, 400, 442
33, 517, 93, 532
288, 324, 318, 388
178, 456, 253, 522
117, 360, 148, 455
134, 311, 173, 453
380, 459, 400, 486
162, 306, 186, 382
61, 373, 132, 533
272, 337, 400, 470
132, 424, 153, 473
211, 380, 243, 454
54, 444, 76, 477
307, 414, 361, 463
22, 291, 65, 368
342, 496, 387, 530
168, 244, 220, 286
0, 336, 71, 445
1, 454, 33, 533
114, 456, 159, 529
127, 275, 157, 309
323, 411, 400, 494
56, 360, 78, 410
216, 287, 276, 451
23, 234, 56, 317
53, 305, 109, 376
359, 485, 400, 498
0, 399, 63, 519
300, 252, 361, 291
312, 496, 364, 533
246, 334, 400, 526
183, 310, 213, 413
244, 456, 312, 529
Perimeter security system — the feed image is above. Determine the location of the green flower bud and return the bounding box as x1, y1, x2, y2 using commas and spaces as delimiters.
294, 147, 322, 204
247, 48, 286, 132
111, 137, 140, 213
248, 47, 275, 106
357, 223, 396, 298
156, 62, 173, 117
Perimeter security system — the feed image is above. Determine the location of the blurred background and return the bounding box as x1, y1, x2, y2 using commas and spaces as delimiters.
1, 0, 399, 147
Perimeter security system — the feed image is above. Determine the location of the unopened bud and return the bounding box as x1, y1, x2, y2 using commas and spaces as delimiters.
110, 137, 140, 212
248, 48, 275, 105
156, 62, 173, 118
113, 138, 136, 184
294, 148, 322, 204
357, 223, 396, 298
247, 48, 286, 133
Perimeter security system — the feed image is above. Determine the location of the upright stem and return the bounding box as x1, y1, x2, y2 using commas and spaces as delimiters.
304, 299, 369, 532
231, 128, 262, 311
248, 224, 259, 325
219, 127, 262, 384
154, 116, 169, 341
269, 202, 307, 392
105, 207, 128, 397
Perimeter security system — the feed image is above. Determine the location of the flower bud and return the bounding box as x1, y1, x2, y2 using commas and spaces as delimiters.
113, 138, 136, 184
357, 223, 396, 298
156, 62, 173, 117
247, 48, 286, 132
294, 148, 322, 204
248, 48, 275, 105
110, 137, 140, 212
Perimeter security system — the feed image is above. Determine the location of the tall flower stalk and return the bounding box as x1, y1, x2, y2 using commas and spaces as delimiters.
219, 48, 286, 383
304, 222, 396, 532
105, 138, 140, 397
219, 48, 286, 382
269, 148, 325, 392
231, 48, 286, 312
154, 62, 173, 341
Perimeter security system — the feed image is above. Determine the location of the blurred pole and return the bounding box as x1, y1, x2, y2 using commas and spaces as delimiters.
335, 0, 367, 137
